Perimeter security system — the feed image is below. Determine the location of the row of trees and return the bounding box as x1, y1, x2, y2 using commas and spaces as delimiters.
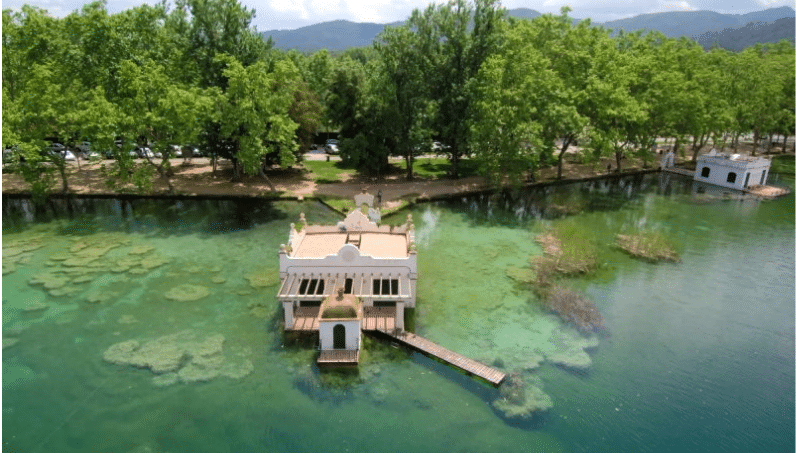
2, 0, 795, 198
3, 0, 319, 197
324, 2, 794, 185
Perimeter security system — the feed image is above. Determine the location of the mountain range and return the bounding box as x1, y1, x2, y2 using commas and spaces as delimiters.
261, 6, 795, 53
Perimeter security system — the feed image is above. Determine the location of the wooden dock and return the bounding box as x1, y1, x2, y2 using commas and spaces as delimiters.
387, 331, 506, 386
317, 349, 359, 366
662, 166, 695, 177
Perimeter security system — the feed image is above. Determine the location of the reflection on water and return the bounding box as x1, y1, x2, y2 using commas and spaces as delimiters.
2, 175, 794, 452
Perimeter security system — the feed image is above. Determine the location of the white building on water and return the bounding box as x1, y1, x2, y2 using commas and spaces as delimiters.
276, 191, 417, 365
693, 150, 771, 189
661, 149, 772, 191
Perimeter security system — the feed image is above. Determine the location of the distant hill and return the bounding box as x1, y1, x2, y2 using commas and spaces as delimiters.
695, 17, 795, 51
264, 20, 401, 53
262, 6, 795, 53
604, 6, 795, 38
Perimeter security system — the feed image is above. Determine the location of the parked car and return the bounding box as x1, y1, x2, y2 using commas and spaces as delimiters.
46, 143, 76, 161
77, 141, 91, 153
324, 139, 340, 154
76, 142, 100, 159
131, 147, 154, 159
432, 141, 450, 152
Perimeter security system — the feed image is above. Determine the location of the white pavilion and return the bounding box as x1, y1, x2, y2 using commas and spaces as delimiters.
276, 191, 417, 365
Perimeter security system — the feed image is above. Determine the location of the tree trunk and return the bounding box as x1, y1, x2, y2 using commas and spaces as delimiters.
449, 144, 459, 179
615, 150, 623, 173
782, 135, 788, 153
556, 137, 572, 180
258, 165, 277, 192
751, 130, 760, 156
57, 163, 69, 194
231, 159, 242, 182
691, 134, 710, 162
406, 152, 413, 180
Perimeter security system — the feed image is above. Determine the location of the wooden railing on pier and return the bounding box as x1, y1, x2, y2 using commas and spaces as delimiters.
385, 331, 506, 386
318, 349, 359, 366
362, 306, 396, 332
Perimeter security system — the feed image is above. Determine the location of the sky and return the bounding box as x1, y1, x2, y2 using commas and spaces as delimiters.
3, 0, 796, 31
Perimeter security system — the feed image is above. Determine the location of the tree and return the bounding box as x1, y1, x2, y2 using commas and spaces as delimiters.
586, 34, 648, 173
216, 56, 299, 191
375, 25, 433, 180
114, 60, 214, 192
408, 0, 506, 178
173, 0, 269, 88
470, 19, 556, 186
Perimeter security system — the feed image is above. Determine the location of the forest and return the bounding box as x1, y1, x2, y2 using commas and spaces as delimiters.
2, 0, 795, 199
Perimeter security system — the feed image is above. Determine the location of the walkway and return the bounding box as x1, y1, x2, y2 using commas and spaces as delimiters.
662, 166, 695, 177
385, 331, 506, 386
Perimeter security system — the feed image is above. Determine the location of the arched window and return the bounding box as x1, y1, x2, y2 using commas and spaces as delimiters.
701, 167, 710, 178
727, 172, 737, 183
333, 324, 346, 349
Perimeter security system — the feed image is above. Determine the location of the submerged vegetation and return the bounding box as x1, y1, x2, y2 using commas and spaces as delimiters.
529, 222, 604, 335
544, 286, 604, 334
615, 232, 680, 263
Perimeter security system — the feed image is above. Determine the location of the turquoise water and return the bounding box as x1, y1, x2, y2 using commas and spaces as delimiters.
2, 173, 794, 452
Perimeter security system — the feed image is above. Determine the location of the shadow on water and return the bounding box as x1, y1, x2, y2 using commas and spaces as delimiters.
437, 174, 653, 227
2, 196, 289, 237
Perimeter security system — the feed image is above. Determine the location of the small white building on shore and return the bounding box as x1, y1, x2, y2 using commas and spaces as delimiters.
276, 191, 417, 365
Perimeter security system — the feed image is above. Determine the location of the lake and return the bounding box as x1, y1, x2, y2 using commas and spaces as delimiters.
2, 172, 794, 452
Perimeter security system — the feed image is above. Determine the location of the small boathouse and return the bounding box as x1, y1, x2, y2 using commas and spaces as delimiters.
661, 149, 786, 197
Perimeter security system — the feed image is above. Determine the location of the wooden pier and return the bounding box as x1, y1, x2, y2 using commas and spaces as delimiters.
385, 331, 506, 386
662, 166, 695, 177
318, 349, 359, 366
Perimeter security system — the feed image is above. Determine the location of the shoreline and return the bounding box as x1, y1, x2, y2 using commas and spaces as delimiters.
2, 167, 662, 217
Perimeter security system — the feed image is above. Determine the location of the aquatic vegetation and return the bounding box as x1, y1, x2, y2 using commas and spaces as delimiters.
128, 245, 155, 255
543, 286, 604, 335
492, 373, 554, 420
534, 223, 598, 276
102, 330, 253, 385
546, 329, 599, 371
616, 232, 679, 263
505, 265, 535, 286
164, 284, 211, 302
244, 267, 279, 288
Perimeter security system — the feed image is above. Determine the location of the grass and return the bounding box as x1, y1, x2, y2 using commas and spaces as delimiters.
390, 157, 482, 179
770, 154, 795, 175
303, 160, 357, 183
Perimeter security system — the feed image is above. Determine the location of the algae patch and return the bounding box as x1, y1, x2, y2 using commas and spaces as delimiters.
102, 330, 253, 385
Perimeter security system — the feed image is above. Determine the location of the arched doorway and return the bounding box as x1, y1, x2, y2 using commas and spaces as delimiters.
333, 324, 346, 349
